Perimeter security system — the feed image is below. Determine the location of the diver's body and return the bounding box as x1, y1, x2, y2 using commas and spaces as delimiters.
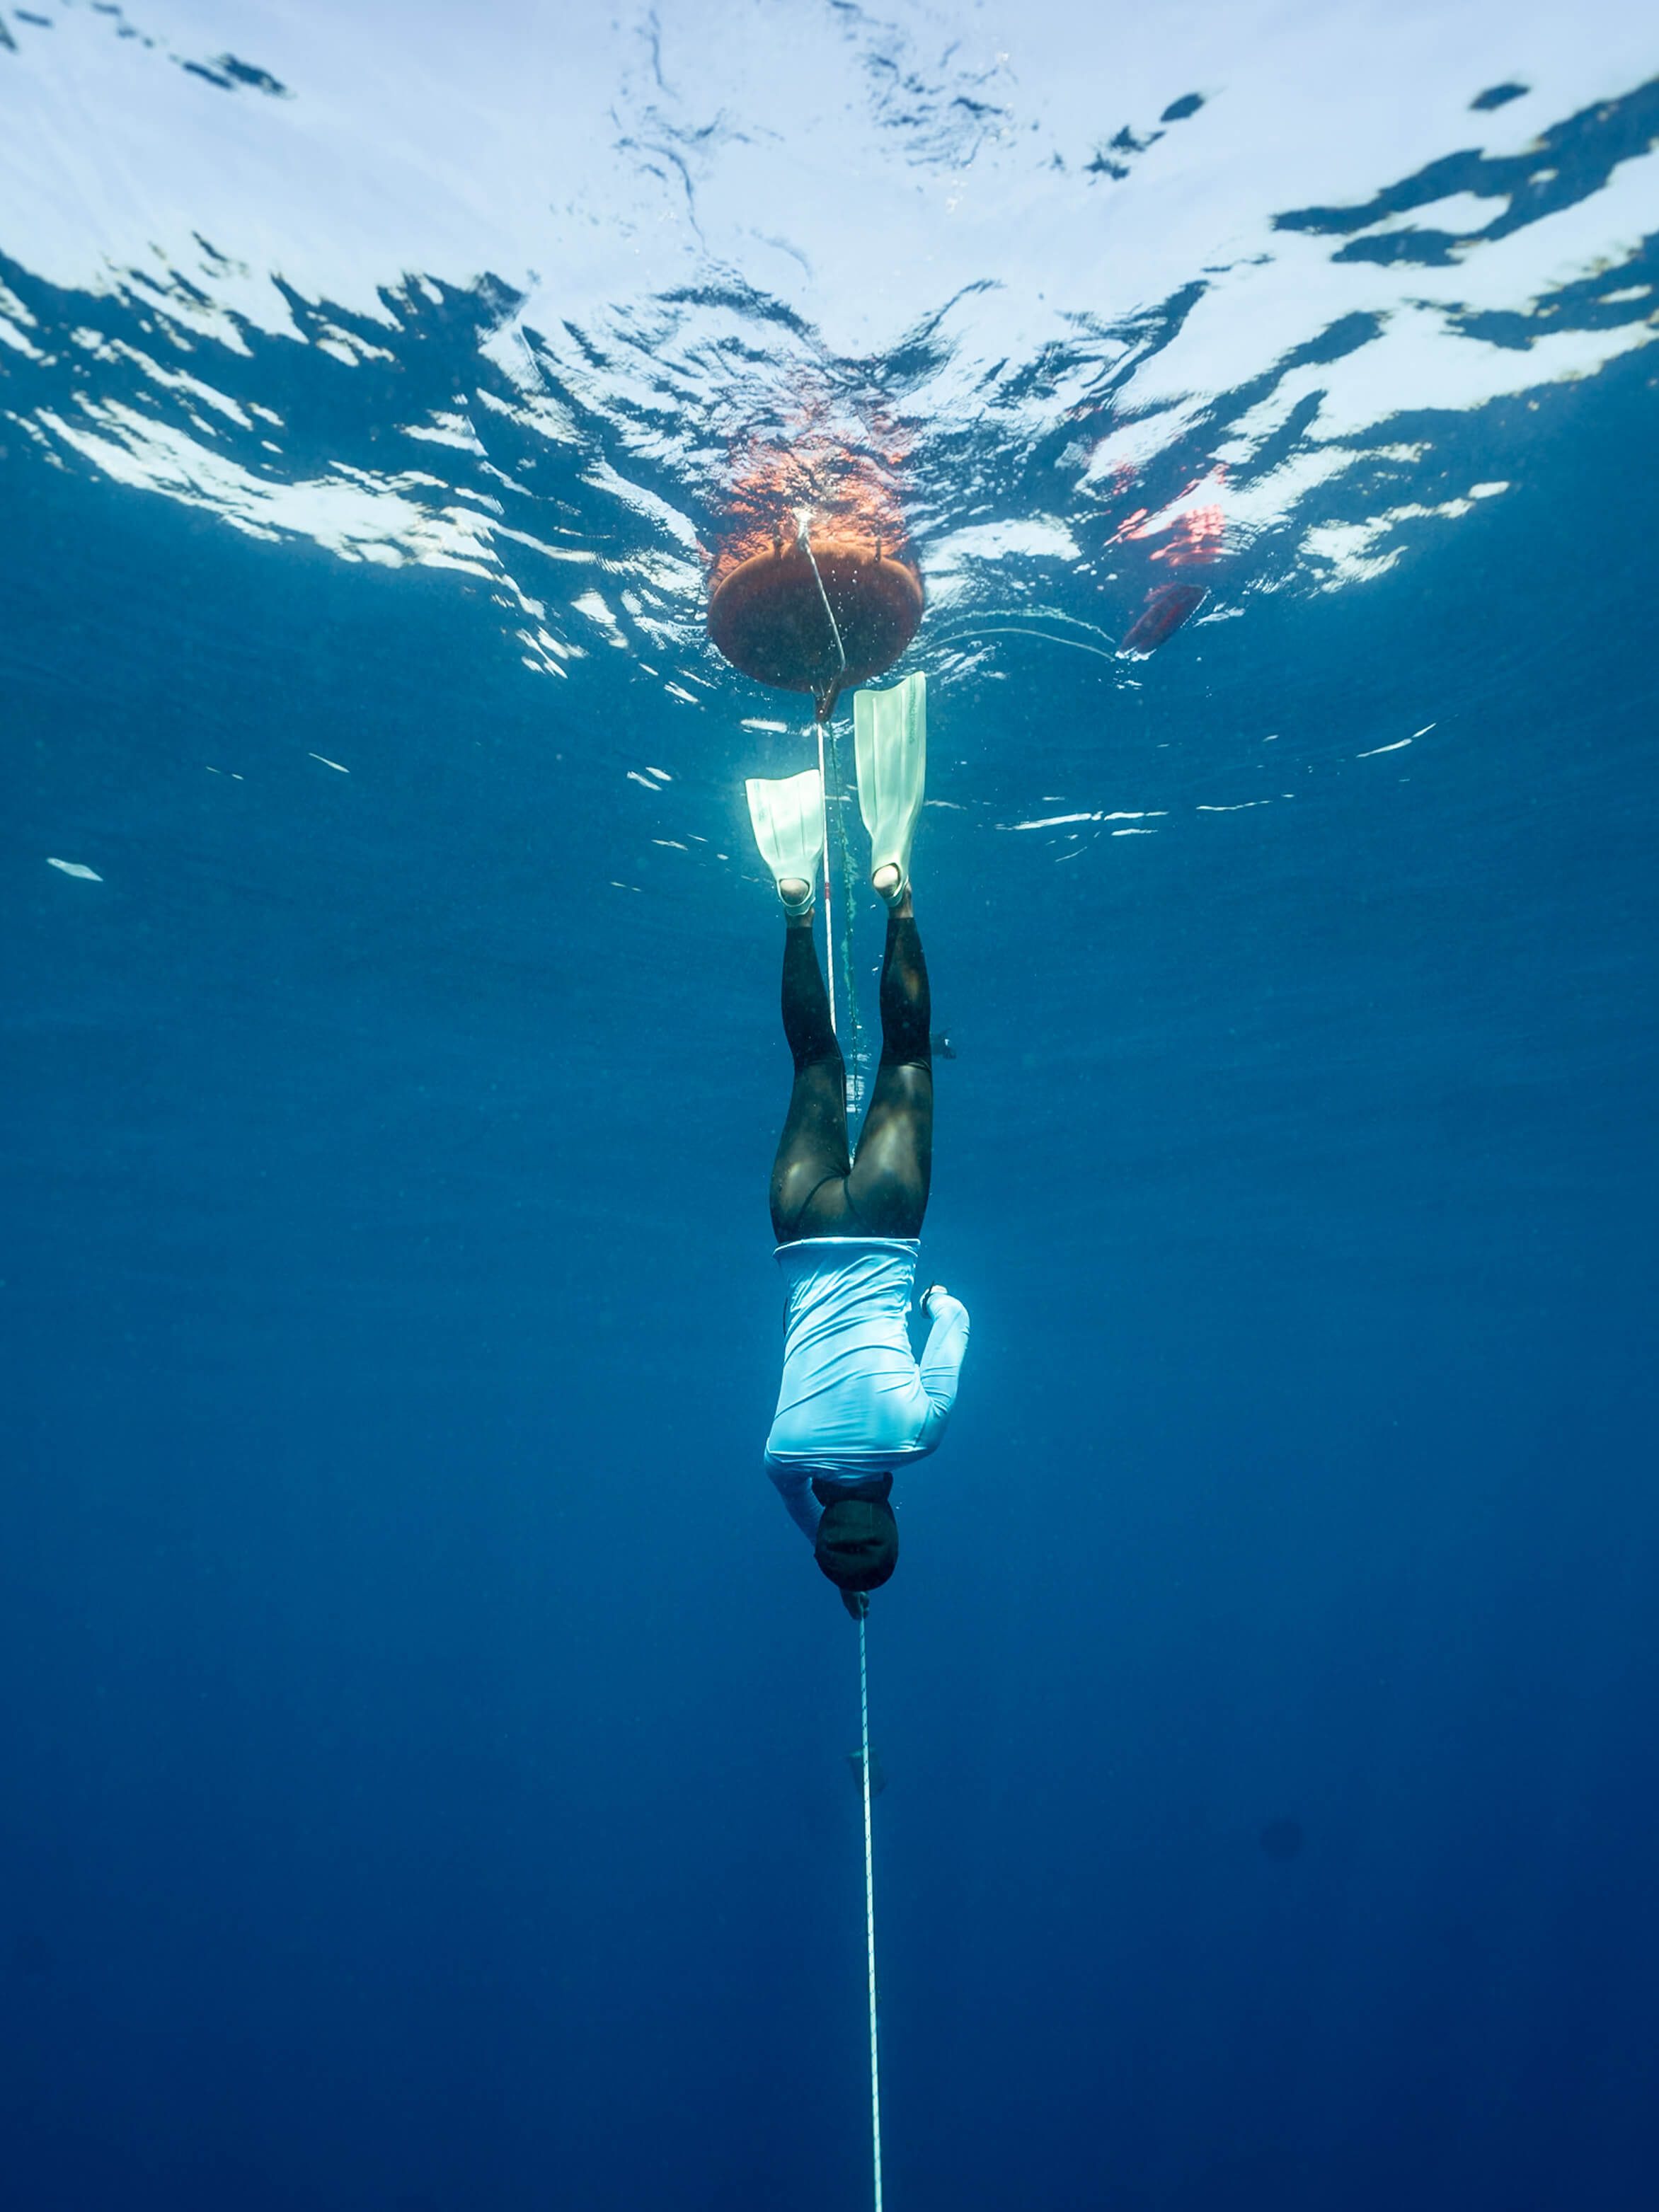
745, 675, 968, 1606
762, 884, 970, 1605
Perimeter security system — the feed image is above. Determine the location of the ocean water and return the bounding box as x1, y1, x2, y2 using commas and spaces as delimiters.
3, 5, 1658, 2208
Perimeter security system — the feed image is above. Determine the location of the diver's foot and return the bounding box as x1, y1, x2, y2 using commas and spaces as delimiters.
872, 868, 913, 920
778, 877, 815, 919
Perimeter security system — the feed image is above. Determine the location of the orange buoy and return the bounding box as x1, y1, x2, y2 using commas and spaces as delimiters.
708, 531, 923, 720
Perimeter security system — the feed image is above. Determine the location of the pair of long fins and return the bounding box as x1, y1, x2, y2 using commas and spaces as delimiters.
746, 672, 926, 911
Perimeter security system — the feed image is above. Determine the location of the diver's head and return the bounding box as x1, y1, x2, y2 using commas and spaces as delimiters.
814, 1497, 899, 1593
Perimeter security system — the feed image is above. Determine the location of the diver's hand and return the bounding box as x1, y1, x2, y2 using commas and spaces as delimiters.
840, 1588, 869, 1621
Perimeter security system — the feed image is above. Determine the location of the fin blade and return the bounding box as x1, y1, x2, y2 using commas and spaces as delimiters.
854, 672, 926, 885
745, 768, 825, 889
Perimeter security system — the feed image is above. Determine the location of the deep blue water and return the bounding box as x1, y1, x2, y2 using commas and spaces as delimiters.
4, 14, 1659, 2210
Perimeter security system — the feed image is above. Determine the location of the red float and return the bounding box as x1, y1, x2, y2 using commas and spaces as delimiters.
1120, 581, 1207, 656
708, 530, 924, 722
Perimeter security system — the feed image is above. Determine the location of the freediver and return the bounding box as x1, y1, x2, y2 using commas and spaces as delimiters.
744, 675, 971, 1616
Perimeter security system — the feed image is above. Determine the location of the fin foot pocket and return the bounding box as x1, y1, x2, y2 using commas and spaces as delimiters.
745, 769, 825, 916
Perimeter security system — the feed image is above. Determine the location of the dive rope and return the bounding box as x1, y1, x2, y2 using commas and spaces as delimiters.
799, 514, 866, 1105
804, 511, 883, 2211
861, 1611, 883, 2212
817, 718, 837, 1039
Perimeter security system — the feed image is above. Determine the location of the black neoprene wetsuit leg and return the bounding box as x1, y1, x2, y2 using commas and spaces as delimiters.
769, 922, 849, 1240
769, 911, 934, 1244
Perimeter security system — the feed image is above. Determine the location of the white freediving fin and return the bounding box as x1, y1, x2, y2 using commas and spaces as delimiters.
745, 767, 824, 916
854, 671, 926, 906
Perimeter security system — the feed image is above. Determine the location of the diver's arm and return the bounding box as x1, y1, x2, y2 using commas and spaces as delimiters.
917, 1286, 970, 1446
767, 1458, 824, 1544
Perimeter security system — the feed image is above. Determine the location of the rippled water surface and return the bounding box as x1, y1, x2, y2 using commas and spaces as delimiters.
4, 5, 1658, 2209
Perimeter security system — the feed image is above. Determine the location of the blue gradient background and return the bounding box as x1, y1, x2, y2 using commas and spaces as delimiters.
4, 142, 1659, 2212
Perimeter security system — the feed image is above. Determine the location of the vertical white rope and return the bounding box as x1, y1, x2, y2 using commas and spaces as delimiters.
799, 517, 858, 1095
802, 509, 875, 2205
861, 1614, 883, 2212
796, 513, 848, 717
817, 722, 836, 1038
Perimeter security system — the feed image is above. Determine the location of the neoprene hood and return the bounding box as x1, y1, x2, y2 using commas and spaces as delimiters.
814, 1497, 900, 1592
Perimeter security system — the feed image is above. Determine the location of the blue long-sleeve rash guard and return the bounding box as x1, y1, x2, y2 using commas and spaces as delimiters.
764, 1236, 970, 1543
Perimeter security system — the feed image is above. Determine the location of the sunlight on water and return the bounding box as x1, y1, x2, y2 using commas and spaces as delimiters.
1, 0, 1656, 897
